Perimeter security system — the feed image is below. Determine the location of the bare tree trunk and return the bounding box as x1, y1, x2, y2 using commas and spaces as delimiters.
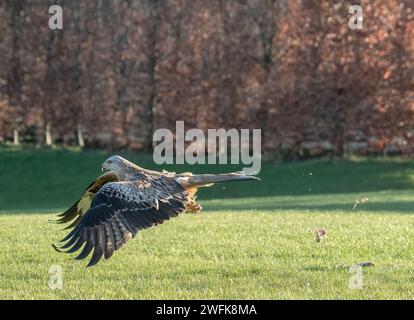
145, 0, 159, 150
45, 123, 52, 146
77, 124, 85, 148
13, 128, 19, 145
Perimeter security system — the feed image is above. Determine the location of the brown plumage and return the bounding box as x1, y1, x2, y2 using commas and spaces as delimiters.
52, 155, 260, 267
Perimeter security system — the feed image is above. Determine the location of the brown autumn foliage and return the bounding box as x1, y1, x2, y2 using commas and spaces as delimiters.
0, 0, 413, 158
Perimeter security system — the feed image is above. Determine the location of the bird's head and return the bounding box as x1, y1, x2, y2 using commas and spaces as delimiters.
101, 155, 132, 173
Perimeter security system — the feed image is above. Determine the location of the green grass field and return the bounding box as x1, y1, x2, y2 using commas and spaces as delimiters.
1, 148, 414, 299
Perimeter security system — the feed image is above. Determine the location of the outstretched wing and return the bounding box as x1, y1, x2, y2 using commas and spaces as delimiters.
51, 171, 119, 229
53, 176, 189, 267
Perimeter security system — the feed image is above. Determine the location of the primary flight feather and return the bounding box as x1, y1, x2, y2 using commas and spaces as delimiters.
52, 155, 260, 267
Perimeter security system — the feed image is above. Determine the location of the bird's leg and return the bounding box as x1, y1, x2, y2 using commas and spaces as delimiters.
185, 197, 202, 214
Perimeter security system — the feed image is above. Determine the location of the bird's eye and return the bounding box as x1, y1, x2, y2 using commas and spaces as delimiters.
107, 160, 113, 164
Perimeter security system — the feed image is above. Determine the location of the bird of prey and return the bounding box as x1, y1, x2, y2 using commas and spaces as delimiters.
52, 155, 260, 267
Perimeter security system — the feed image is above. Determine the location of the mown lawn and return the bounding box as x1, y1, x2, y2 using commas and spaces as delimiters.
1, 148, 414, 299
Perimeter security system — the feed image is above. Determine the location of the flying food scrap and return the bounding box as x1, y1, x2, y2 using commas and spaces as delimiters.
353, 197, 369, 211
337, 262, 375, 269
357, 261, 375, 268
315, 227, 327, 243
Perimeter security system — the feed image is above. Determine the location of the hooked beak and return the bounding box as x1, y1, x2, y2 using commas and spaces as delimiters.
101, 163, 107, 172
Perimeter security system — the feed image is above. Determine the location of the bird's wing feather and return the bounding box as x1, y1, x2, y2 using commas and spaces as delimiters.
53, 176, 188, 267
51, 171, 119, 228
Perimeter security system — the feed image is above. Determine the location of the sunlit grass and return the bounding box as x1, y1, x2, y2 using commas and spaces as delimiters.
1, 195, 414, 299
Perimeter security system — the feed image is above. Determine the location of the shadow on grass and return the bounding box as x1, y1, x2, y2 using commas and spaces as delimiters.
195, 159, 414, 200
202, 201, 414, 214
2, 200, 413, 215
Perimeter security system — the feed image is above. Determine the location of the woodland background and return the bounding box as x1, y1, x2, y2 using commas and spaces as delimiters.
0, 0, 413, 159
